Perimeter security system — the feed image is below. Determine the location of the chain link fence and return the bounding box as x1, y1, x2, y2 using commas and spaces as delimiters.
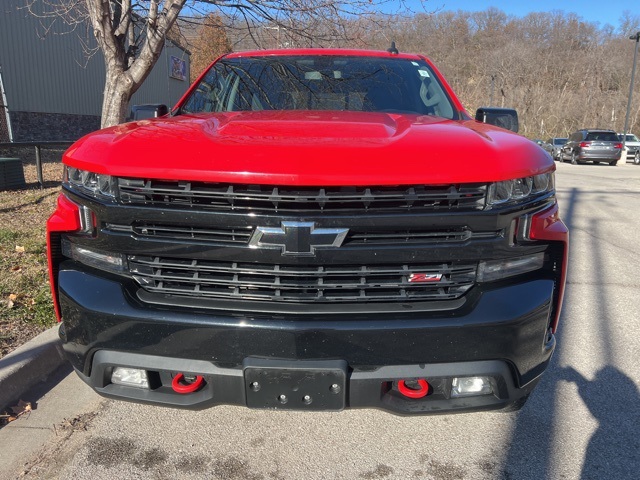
0, 71, 12, 142
0, 104, 10, 144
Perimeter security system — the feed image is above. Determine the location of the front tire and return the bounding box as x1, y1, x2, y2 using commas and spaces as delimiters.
571, 152, 578, 165
634, 151, 640, 165
609, 160, 618, 166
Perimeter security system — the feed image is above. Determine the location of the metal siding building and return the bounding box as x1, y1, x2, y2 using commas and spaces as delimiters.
0, 0, 190, 141
131, 40, 191, 108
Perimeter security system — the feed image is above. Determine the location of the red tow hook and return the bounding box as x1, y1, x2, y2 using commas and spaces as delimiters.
398, 379, 430, 399
171, 373, 205, 394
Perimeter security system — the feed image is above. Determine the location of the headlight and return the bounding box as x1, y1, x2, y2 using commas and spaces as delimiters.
486, 172, 554, 208
64, 166, 117, 201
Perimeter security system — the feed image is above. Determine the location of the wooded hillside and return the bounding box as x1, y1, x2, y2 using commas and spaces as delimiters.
208, 7, 640, 140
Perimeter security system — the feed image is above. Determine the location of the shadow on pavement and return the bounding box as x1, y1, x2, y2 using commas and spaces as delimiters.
503, 183, 639, 479
558, 365, 640, 479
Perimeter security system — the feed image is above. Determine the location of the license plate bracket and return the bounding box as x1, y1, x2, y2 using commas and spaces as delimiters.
243, 358, 347, 411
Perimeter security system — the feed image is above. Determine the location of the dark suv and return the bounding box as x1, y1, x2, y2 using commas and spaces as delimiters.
560, 129, 622, 165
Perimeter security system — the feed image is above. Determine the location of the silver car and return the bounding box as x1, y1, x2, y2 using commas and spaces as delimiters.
543, 137, 567, 161
617, 133, 640, 164
560, 129, 622, 166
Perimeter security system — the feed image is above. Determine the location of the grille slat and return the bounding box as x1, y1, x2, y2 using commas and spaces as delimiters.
107, 223, 499, 246
347, 229, 474, 244
105, 223, 253, 244
129, 256, 476, 303
118, 180, 487, 213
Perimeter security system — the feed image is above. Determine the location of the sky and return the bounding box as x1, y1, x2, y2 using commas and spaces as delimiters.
408, 0, 636, 30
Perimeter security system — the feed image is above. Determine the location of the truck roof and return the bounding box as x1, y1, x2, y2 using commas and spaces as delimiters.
224, 48, 425, 61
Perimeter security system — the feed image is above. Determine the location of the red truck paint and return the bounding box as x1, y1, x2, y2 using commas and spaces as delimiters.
63, 112, 551, 185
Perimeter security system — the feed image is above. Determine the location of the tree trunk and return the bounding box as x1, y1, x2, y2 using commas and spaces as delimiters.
86, 0, 187, 128
101, 69, 134, 128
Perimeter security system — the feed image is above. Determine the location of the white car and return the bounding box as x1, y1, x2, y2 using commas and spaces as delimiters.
617, 133, 640, 164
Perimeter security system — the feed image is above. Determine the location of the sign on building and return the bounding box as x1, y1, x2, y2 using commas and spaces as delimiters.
169, 56, 187, 81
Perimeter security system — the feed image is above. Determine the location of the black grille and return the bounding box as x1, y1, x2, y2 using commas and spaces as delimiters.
118, 179, 487, 213
129, 256, 477, 303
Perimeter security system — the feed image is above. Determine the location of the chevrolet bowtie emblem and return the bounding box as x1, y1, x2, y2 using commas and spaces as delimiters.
249, 222, 349, 256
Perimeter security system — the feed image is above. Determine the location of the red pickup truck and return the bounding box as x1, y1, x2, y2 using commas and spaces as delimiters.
47, 49, 568, 414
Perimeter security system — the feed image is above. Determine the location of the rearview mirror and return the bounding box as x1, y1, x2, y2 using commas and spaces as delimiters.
129, 104, 169, 121
475, 107, 519, 133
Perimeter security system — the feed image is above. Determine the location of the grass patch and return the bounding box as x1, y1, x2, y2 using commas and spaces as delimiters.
0, 161, 63, 358
0, 229, 21, 243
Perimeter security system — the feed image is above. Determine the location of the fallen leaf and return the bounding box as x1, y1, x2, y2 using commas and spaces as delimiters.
7, 294, 17, 309
10, 265, 22, 272
15, 246, 25, 253
0, 402, 32, 425
9, 400, 32, 417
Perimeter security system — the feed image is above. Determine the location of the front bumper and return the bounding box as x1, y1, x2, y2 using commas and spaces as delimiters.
58, 265, 556, 415
624, 146, 639, 159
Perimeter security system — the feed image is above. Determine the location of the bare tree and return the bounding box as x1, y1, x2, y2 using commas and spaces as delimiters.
28, 0, 425, 128
187, 13, 232, 82
25, 2, 640, 139
354, 8, 640, 139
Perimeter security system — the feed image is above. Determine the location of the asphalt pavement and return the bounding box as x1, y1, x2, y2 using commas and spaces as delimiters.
1, 159, 639, 479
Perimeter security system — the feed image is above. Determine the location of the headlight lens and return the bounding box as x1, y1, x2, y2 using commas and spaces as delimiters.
487, 172, 554, 207
64, 166, 117, 201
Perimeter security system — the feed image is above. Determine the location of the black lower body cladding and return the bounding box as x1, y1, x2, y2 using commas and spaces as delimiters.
58, 264, 556, 415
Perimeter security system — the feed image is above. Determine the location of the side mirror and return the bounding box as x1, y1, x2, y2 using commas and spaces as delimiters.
129, 104, 169, 121
475, 107, 519, 133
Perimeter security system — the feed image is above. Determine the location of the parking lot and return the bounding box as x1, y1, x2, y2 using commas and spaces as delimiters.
2, 160, 639, 480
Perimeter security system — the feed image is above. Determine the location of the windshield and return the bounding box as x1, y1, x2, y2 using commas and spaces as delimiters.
553, 138, 567, 145
585, 132, 618, 142
180, 55, 457, 119
618, 134, 639, 142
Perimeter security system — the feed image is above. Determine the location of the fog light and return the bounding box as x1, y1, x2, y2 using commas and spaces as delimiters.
451, 376, 493, 397
111, 367, 149, 388
477, 252, 544, 282
61, 238, 126, 273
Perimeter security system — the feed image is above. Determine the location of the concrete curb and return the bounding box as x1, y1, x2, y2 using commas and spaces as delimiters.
0, 325, 65, 411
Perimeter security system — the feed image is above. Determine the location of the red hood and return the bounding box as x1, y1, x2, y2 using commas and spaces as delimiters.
63, 111, 554, 185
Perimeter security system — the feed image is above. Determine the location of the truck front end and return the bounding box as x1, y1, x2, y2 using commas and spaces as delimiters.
47, 50, 568, 414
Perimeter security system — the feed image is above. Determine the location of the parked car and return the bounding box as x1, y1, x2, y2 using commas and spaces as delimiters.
560, 129, 622, 165
617, 133, 640, 164
543, 138, 568, 161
